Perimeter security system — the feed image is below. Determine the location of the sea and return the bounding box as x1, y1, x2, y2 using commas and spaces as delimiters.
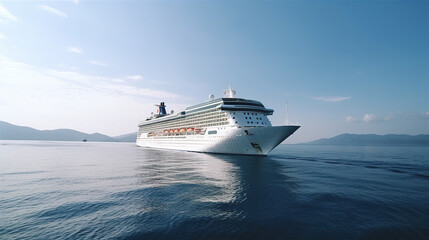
0, 141, 428, 240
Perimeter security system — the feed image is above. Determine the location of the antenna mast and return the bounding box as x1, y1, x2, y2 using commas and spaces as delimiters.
286, 102, 289, 125
223, 86, 236, 98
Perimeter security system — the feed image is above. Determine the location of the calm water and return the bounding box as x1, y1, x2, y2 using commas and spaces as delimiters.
1, 141, 428, 240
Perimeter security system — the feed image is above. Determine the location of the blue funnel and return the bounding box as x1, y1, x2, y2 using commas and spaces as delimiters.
158, 102, 167, 115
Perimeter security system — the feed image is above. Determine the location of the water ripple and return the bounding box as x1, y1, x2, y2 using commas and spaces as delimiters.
0, 142, 428, 239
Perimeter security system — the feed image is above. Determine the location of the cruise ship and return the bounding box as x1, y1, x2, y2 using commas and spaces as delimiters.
136, 87, 300, 155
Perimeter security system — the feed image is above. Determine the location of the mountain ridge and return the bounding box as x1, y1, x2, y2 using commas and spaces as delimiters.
1, 121, 428, 145
0, 121, 117, 142
305, 133, 429, 146
114, 132, 137, 142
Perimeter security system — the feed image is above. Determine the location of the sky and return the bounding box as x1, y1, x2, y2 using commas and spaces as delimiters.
0, 0, 428, 143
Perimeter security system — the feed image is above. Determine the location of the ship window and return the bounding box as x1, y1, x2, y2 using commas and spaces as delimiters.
208, 130, 217, 135
249, 117, 252, 119
245, 117, 247, 119
235, 121, 238, 124
251, 121, 253, 124
233, 117, 235, 119
252, 113, 254, 115
247, 121, 249, 124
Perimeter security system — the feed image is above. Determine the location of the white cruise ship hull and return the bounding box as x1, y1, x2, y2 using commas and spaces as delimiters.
136, 125, 299, 156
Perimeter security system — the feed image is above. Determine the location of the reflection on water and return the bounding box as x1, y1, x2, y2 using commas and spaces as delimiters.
131, 147, 301, 226
137, 147, 300, 202
134, 149, 242, 204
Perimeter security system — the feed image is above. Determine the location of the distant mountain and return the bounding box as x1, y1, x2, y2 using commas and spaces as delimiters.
3, 120, 427, 146
306, 133, 429, 146
0, 121, 115, 142
114, 132, 137, 142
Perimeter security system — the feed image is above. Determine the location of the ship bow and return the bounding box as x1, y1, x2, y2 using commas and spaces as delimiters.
247, 125, 300, 155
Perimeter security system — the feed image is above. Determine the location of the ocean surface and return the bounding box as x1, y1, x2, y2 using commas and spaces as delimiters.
1, 141, 428, 240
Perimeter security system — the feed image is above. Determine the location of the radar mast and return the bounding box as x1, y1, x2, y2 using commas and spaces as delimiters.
223, 86, 236, 98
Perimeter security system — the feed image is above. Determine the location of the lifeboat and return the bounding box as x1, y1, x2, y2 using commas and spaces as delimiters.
174, 129, 180, 133
195, 129, 201, 133
169, 129, 174, 133
187, 128, 194, 131
164, 130, 169, 133
180, 128, 186, 132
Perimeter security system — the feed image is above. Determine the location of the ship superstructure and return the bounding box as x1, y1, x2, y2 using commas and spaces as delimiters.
136, 87, 299, 155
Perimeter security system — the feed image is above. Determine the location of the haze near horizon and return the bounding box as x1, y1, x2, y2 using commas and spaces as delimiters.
0, 1, 428, 143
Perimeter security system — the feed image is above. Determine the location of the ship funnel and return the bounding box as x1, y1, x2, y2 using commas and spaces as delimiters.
156, 102, 167, 115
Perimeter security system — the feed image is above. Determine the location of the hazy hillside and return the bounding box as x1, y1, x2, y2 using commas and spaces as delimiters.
306, 133, 429, 146
2, 120, 428, 145
114, 132, 137, 142
0, 121, 115, 142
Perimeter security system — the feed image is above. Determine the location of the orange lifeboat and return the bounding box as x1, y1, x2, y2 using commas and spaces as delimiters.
174, 129, 180, 133
164, 130, 169, 133
169, 129, 174, 133
180, 128, 186, 132
187, 128, 194, 131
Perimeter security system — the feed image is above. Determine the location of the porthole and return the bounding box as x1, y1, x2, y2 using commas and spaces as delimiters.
247, 121, 249, 124
251, 121, 253, 124
245, 117, 247, 119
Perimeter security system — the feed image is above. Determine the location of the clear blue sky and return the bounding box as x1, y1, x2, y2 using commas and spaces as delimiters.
0, 1, 428, 143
